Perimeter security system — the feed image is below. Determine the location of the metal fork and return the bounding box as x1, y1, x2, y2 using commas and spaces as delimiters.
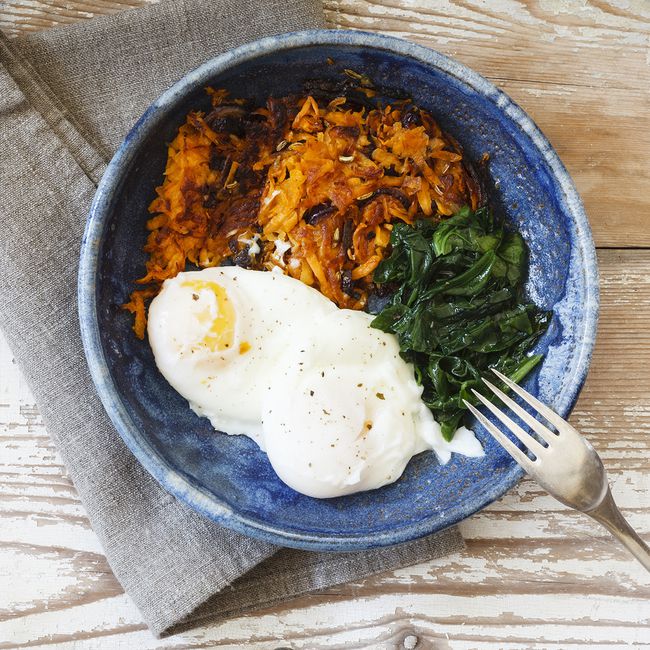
463, 368, 650, 571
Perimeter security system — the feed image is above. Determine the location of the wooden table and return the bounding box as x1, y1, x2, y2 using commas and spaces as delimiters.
1, 1, 649, 647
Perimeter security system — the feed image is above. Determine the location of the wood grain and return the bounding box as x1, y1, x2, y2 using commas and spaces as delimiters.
2, 0, 648, 247
2, 250, 649, 648
1, 1, 649, 648
323, 0, 650, 250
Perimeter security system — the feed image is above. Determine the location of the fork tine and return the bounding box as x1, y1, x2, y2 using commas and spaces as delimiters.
470, 389, 546, 456
463, 399, 535, 470
481, 377, 557, 445
491, 368, 567, 432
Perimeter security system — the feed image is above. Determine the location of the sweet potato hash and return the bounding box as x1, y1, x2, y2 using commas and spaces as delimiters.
124, 80, 484, 338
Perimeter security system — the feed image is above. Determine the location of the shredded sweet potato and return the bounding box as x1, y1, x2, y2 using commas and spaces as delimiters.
124, 83, 483, 338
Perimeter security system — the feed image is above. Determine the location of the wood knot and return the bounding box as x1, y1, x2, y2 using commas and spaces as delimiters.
403, 634, 418, 649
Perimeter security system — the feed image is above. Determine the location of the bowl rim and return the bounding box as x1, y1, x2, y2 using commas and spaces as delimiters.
78, 28, 599, 551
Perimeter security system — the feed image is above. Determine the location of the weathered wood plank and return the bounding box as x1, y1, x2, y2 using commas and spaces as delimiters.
0, 0, 150, 35
1, 248, 649, 646
1, 589, 648, 648
323, 0, 650, 249
1, 1, 649, 247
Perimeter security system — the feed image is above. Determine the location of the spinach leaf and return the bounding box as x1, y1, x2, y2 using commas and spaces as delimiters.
371, 207, 551, 442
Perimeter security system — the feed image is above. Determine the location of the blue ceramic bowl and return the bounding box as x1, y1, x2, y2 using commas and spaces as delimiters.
78, 30, 598, 551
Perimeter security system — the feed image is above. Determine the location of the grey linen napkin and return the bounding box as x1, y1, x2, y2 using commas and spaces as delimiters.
0, 0, 464, 637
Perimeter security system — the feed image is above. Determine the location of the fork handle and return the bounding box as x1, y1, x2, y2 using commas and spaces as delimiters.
586, 487, 650, 571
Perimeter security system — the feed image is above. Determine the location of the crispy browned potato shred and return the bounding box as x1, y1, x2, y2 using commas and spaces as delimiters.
124, 85, 482, 338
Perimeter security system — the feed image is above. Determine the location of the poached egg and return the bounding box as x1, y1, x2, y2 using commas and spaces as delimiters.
148, 266, 335, 443
148, 266, 483, 498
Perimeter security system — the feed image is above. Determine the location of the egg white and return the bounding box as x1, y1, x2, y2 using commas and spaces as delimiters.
148, 266, 335, 444
262, 309, 453, 498
148, 266, 483, 498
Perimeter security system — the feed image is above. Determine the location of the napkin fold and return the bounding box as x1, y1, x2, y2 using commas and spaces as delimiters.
0, 0, 464, 636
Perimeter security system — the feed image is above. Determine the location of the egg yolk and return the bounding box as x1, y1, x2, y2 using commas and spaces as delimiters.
182, 280, 236, 351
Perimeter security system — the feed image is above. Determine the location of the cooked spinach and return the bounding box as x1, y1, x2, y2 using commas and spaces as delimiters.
370, 206, 551, 441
